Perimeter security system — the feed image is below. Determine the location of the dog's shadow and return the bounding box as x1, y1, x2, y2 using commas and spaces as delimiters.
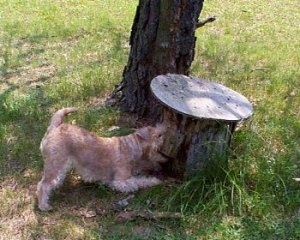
34, 176, 189, 239
53, 174, 116, 208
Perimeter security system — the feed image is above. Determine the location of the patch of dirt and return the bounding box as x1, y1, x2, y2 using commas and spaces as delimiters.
0, 176, 39, 239
2, 64, 56, 91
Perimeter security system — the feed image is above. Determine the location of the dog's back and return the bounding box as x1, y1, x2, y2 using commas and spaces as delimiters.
40, 107, 78, 153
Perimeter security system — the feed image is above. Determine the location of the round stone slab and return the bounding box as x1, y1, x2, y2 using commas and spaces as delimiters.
151, 74, 253, 121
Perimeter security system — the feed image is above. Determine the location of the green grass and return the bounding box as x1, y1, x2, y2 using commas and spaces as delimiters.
0, 0, 299, 239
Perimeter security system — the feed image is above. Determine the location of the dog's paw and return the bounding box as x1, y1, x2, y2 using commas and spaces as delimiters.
131, 176, 162, 189
38, 203, 53, 211
109, 180, 139, 193
144, 176, 162, 187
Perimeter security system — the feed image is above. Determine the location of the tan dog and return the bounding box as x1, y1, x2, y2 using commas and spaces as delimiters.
37, 107, 167, 211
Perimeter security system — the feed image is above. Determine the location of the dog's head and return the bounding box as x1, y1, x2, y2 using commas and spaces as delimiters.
135, 124, 166, 154
133, 124, 168, 176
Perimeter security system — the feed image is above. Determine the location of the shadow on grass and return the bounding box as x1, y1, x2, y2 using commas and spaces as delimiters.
30, 179, 190, 240
0, 87, 50, 175
0, 16, 129, 172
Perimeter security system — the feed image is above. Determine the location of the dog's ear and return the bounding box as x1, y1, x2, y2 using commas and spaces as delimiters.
135, 127, 151, 140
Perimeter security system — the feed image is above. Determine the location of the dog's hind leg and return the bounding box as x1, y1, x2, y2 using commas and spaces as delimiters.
37, 158, 72, 211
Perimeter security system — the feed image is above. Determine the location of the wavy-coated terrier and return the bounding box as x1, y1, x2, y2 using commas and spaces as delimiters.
37, 108, 167, 211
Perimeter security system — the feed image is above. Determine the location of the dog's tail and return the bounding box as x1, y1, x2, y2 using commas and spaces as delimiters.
47, 107, 78, 132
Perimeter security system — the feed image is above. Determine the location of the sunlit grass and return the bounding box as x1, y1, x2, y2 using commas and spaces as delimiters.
0, 0, 299, 239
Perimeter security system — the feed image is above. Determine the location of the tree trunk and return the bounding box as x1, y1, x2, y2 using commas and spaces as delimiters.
111, 0, 203, 121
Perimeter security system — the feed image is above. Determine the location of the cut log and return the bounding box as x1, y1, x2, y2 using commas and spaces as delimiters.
151, 74, 253, 178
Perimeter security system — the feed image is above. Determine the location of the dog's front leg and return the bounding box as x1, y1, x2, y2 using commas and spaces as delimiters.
109, 176, 161, 193
132, 176, 162, 189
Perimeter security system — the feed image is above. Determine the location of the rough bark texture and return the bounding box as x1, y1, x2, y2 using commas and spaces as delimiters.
161, 108, 237, 178
112, 0, 203, 120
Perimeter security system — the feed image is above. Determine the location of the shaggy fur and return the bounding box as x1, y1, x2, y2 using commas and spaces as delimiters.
37, 107, 167, 211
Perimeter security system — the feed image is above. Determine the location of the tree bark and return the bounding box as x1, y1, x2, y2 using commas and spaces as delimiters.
160, 108, 236, 179
111, 0, 203, 121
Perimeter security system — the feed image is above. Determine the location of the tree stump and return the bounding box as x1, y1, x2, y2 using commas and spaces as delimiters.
150, 74, 253, 178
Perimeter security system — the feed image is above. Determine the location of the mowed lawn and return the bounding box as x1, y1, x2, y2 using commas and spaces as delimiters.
0, 0, 299, 239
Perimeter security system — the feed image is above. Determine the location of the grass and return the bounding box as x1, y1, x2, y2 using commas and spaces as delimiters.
0, 0, 299, 239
